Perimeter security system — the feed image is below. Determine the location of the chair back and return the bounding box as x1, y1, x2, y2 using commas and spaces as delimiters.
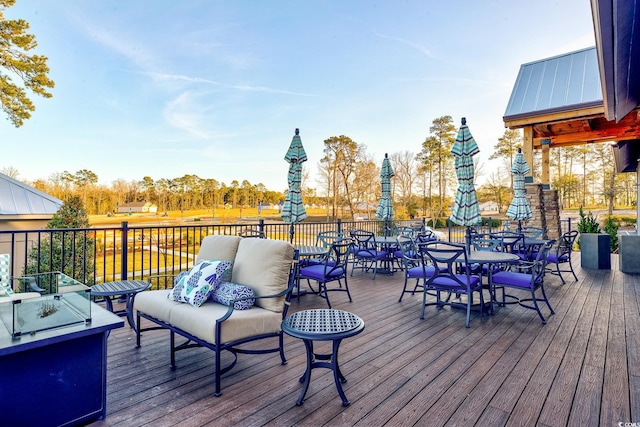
557, 230, 578, 257
396, 236, 420, 269
522, 226, 544, 239
490, 231, 525, 254
316, 230, 343, 249
0, 254, 14, 296
323, 240, 352, 276
470, 236, 501, 252
530, 240, 555, 284
238, 229, 265, 238
393, 226, 414, 238
415, 230, 437, 243
419, 241, 471, 288
350, 229, 377, 253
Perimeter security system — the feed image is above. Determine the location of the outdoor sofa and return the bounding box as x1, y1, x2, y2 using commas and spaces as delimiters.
134, 234, 296, 396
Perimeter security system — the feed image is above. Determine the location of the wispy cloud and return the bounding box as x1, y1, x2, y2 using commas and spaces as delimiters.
144, 71, 321, 97
374, 31, 435, 59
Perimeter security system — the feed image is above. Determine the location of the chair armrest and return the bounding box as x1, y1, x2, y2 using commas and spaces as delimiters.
12, 276, 45, 294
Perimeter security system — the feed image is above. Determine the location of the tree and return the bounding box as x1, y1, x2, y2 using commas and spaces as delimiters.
0, 165, 19, 178
0, 0, 54, 127
489, 129, 522, 191
419, 116, 456, 218
24, 196, 95, 290
321, 135, 363, 218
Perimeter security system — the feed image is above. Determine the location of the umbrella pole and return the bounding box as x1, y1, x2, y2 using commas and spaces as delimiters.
465, 226, 472, 253
289, 223, 295, 243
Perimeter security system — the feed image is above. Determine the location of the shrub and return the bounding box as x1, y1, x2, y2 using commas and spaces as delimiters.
577, 207, 601, 234
603, 216, 619, 252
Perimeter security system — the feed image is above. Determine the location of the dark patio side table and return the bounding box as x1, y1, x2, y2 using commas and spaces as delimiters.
282, 309, 364, 406
91, 280, 150, 331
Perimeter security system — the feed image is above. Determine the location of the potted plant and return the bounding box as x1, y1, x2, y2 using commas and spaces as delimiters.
577, 207, 611, 269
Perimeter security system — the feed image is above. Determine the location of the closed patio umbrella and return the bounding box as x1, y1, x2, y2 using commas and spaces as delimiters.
450, 117, 482, 247
506, 147, 532, 231
282, 128, 307, 243
376, 153, 395, 235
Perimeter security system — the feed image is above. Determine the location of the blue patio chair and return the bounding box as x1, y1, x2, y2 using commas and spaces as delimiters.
522, 226, 544, 239
546, 230, 578, 284
349, 230, 388, 279
298, 240, 353, 309
490, 230, 529, 261
238, 229, 265, 238
419, 242, 484, 328
396, 237, 443, 302
490, 240, 556, 324
301, 230, 343, 268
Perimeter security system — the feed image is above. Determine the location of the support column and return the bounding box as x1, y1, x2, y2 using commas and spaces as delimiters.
541, 139, 550, 188
523, 126, 534, 183
524, 184, 560, 240
542, 188, 561, 240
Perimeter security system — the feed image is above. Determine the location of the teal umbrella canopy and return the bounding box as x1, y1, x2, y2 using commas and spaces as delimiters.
449, 118, 482, 227
506, 148, 533, 221
282, 128, 308, 226
375, 153, 395, 222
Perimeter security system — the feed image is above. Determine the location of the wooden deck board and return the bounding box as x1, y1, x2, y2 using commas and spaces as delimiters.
89, 253, 640, 427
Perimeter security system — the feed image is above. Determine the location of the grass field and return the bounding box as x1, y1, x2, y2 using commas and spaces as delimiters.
89, 206, 337, 227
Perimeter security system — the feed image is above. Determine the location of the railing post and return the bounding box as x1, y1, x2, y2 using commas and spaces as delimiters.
337, 218, 342, 235
121, 221, 128, 280
258, 219, 265, 234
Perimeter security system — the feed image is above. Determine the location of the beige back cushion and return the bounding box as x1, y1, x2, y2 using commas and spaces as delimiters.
196, 235, 241, 279
232, 238, 294, 312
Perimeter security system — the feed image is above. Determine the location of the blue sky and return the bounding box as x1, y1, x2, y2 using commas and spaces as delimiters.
2, 0, 595, 192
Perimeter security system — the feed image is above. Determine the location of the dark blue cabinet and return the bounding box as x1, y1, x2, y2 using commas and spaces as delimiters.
0, 304, 123, 426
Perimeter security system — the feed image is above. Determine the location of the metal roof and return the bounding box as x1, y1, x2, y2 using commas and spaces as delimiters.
0, 173, 62, 215
503, 47, 603, 122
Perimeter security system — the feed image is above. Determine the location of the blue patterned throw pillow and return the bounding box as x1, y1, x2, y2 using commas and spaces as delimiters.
168, 260, 232, 307
210, 281, 256, 310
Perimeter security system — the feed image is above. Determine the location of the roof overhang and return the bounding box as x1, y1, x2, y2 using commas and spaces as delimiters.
591, 0, 640, 122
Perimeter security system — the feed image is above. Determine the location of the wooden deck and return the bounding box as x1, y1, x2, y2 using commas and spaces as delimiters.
93, 253, 640, 426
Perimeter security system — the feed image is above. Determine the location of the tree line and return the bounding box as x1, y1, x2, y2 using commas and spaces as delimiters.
3, 116, 635, 219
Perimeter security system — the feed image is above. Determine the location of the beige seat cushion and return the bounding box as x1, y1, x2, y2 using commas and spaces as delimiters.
169, 301, 282, 345
232, 238, 294, 312
134, 289, 180, 322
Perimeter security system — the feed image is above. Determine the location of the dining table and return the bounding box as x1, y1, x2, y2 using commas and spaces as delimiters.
446, 249, 522, 314
373, 235, 399, 275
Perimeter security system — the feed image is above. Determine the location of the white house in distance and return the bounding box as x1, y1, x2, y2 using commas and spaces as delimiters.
479, 201, 500, 215
117, 202, 158, 214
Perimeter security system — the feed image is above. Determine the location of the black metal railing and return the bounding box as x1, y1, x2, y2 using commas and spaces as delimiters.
0, 217, 573, 292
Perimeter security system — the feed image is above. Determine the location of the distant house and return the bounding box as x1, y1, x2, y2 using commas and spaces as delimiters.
117, 202, 158, 214
479, 201, 499, 214
0, 173, 63, 273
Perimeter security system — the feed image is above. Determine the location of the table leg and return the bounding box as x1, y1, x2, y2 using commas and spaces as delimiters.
125, 293, 138, 332
296, 339, 314, 405
103, 296, 114, 313
331, 338, 350, 406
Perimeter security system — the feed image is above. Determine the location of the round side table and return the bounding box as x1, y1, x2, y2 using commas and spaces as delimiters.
282, 308, 364, 406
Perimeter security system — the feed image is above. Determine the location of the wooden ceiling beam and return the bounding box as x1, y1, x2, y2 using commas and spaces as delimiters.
530, 109, 640, 148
